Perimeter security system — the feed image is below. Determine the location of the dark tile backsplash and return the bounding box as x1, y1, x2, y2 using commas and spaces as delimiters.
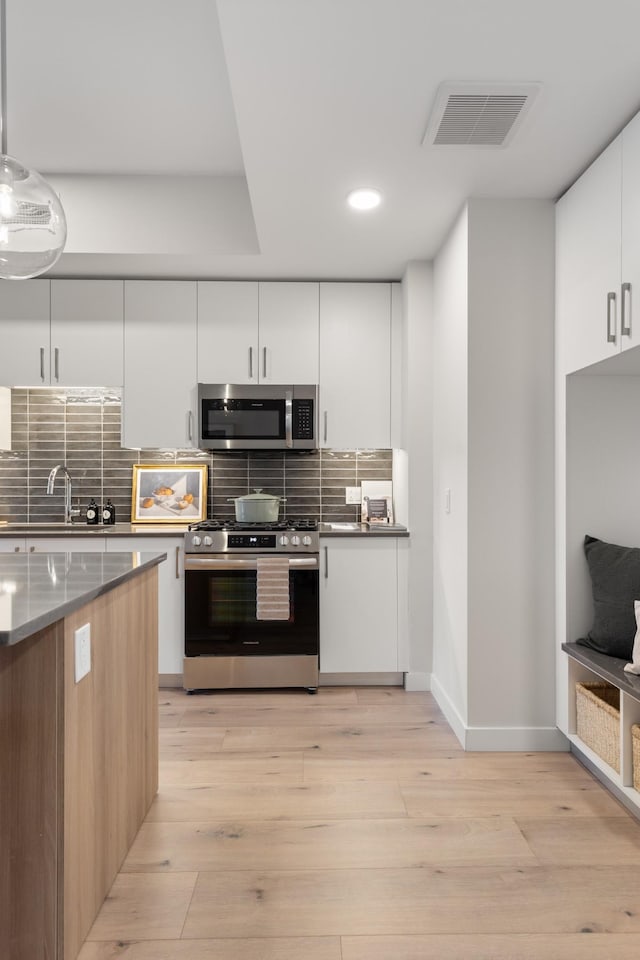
0, 389, 392, 524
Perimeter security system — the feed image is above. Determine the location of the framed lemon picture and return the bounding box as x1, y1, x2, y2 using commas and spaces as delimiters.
131, 464, 208, 523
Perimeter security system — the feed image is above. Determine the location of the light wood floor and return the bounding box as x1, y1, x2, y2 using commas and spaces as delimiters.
78, 686, 640, 960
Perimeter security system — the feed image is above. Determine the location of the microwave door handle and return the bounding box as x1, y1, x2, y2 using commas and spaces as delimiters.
285, 390, 293, 448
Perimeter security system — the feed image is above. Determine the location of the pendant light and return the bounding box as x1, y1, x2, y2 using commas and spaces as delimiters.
0, 0, 66, 279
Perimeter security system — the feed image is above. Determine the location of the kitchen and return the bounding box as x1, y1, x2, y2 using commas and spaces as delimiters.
2, 1, 640, 958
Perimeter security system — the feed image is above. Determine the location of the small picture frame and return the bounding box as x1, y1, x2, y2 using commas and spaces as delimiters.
362, 495, 394, 525
131, 464, 208, 523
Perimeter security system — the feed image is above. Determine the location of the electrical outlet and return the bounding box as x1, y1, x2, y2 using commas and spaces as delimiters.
345, 486, 361, 504
74, 623, 91, 683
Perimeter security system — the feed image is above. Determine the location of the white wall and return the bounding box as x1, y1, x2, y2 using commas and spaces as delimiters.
432, 207, 469, 727
466, 199, 557, 740
399, 262, 433, 686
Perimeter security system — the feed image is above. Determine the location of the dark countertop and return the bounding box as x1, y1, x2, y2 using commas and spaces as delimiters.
0, 522, 410, 538
0, 551, 167, 647
563, 641, 640, 700
318, 522, 409, 537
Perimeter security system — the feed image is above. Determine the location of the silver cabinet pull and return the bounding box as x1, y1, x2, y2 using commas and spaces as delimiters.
263, 346, 267, 379
607, 291, 617, 344
621, 282, 632, 337
188, 410, 194, 442
175, 545, 181, 579
40, 347, 45, 381
324, 545, 328, 579
248, 346, 254, 379
323, 410, 328, 444
54, 347, 60, 381
29, 545, 35, 553
13, 545, 20, 552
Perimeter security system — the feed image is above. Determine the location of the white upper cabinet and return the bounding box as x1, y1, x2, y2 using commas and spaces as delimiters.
0, 279, 124, 387
197, 281, 319, 385
556, 112, 640, 375
123, 281, 197, 449
0, 280, 51, 385
197, 281, 259, 384
50, 280, 124, 386
258, 282, 319, 384
319, 282, 391, 448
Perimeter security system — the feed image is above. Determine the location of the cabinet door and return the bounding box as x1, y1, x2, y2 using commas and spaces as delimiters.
258, 282, 319, 383
0, 538, 26, 552
319, 538, 398, 672
197, 281, 259, 384
556, 135, 622, 374
0, 280, 50, 385
51, 280, 124, 386
621, 112, 640, 355
26, 537, 107, 553
123, 281, 197, 448
106, 536, 184, 676
319, 283, 391, 448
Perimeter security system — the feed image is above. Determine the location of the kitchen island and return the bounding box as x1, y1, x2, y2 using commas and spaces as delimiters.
0, 551, 165, 960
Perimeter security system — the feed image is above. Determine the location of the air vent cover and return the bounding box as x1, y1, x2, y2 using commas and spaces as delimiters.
423, 82, 541, 148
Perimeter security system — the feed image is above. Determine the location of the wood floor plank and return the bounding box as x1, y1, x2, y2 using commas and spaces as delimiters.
158, 728, 227, 761
160, 753, 305, 786
86, 873, 198, 941
517, 816, 640, 863
181, 702, 439, 727
340, 934, 640, 960
146, 781, 407, 822
122, 817, 536, 872
221, 721, 461, 756
400, 778, 627, 818
303, 752, 592, 782
181, 865, 640, 938
78, 937, 341, 960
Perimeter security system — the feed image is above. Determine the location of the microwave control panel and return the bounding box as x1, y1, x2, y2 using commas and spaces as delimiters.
293, 399, 314, 439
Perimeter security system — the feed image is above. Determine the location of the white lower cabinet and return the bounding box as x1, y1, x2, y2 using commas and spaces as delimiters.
106, 536, 184, 676
26, 537, 107, 553
319, 538, 400, 673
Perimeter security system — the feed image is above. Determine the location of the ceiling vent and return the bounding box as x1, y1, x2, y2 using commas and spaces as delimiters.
423, 82, 541, 148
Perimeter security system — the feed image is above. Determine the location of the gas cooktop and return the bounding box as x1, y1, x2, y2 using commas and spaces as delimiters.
189, 519, 318, 532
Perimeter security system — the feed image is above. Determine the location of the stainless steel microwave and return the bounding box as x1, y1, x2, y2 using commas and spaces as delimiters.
197, 383, 318, 451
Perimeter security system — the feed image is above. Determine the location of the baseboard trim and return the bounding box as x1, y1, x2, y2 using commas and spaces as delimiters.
159, 673, 183, 688
319, 672, 403, 686
403, 671, 431, 691
430, 675, 568, 751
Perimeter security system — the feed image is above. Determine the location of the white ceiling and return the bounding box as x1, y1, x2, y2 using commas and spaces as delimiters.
7, 0, 640, 279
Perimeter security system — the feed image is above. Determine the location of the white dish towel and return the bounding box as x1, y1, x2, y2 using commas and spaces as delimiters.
256, 556, 291, 620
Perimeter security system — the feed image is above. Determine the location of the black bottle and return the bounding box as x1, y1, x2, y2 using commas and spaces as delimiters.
86, 498, 100, 525
102, 499, 116, 525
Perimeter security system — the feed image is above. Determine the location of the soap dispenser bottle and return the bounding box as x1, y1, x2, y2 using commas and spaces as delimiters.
86, 498, 100, 525
102, 499, 116, 525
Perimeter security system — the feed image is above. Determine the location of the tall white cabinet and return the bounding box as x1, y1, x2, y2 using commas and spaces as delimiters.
123, 281, 197, 449
319, 283, 391, 448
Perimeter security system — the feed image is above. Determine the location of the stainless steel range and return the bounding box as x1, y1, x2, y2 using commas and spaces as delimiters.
183, 520, 320, 693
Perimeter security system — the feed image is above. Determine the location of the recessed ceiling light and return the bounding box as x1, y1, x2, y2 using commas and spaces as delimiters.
347, 188, 382, 211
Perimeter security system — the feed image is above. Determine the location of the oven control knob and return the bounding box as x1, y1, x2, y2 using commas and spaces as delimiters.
191, 535, 202, 547
302, 535, 312, 546
203, 536, 213, 547
291, 535, 301, 546
279, 535, 289, 546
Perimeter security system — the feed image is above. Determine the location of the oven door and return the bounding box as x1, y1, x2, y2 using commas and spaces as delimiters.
184, 554, 319, 657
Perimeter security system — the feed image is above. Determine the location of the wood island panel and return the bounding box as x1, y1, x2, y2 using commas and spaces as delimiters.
63, 568, 158, 960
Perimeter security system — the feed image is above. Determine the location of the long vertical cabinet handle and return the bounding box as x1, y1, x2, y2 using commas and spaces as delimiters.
263, 346, 267, 379
188, 410, 194, 442
323, 411, 328, 444
607, 291, 617, 344
54, 347, 60, 381
248, 346, 254, 379
621, 282, 632, 337
175, 546, 181, 579
39, 347, 45, 382
324, 545, 329, 579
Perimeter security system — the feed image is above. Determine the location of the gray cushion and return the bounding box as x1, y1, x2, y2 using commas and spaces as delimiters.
578, 535, 640, 659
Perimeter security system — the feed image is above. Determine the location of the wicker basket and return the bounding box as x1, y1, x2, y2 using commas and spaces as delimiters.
575, 681, 620, 773
632, 725, 640, 792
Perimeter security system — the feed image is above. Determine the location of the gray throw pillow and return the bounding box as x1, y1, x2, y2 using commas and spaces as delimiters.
578, 534, 640, 659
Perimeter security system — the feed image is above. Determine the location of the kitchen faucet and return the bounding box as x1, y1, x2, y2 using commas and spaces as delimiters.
46, 464, 78, 524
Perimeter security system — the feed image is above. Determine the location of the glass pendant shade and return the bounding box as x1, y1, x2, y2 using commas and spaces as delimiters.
0, 154, 67, 279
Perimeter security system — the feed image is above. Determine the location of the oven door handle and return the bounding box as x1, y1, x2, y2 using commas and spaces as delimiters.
184, 555, 319, 571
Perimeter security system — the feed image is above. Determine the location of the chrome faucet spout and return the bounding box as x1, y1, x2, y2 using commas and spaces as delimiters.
46, 464, 75, 524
